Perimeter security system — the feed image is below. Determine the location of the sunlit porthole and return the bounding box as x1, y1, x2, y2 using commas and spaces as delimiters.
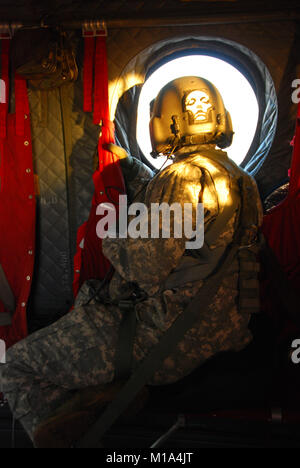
137, 55, 259, 170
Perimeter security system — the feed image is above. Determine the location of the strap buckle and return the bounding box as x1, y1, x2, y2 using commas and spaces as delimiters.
82, 21, 107, 37
0, 25, 12, 40
118, 290, 148, 311
118, 299, 135, 311
238, 242, 257, 250
0, 23, 22, 39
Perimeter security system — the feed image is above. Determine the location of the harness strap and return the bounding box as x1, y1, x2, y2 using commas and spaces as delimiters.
166, 171, 241, 289
238, 246, 261, 314
204, 185, 240, 248
114, 301, 137, 381
236, 172, 262, 316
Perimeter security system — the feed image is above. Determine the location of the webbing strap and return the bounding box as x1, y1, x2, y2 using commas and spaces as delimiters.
83, 35, 95, 113
114, 303, 137, 381
204, 186, 240, 249
83, 35, 110, 123
93, 36, 109, 126
165, 183, 241, 289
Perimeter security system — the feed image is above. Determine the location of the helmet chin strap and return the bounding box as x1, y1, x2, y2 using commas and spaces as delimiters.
168, 115, 218, 154
150, 115, 220, 159
182, 134, 217, 146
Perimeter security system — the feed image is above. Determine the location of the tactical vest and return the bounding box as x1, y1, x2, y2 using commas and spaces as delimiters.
164, 148, 262, 316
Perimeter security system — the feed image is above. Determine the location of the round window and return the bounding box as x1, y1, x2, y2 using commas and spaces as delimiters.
136, 54, 259, 169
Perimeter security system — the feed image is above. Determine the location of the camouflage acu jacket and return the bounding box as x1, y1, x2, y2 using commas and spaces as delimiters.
98, 145, 263, 384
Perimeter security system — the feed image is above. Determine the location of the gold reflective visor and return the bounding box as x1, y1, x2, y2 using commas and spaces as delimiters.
184, 90, 212, 124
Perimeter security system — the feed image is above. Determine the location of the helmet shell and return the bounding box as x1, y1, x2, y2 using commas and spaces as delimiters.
149, 76, 233, 156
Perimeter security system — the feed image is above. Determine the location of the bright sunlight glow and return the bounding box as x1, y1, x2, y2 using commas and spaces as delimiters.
136, 55, 259, 169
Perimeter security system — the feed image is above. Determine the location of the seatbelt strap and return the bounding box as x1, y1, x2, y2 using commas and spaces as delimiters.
114, 302, 137, 381
77, 231, 242, 448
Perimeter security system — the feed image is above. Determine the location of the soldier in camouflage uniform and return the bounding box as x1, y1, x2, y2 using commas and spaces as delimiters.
0, 76, 262, 446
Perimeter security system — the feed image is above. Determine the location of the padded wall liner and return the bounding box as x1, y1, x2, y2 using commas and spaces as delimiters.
27, 38, 99, 328
28, 87, 74, 322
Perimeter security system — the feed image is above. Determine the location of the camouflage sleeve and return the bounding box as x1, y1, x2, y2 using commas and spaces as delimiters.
263, 183, 289, 213
248, 175, 263, 225
102, 160, 214, 295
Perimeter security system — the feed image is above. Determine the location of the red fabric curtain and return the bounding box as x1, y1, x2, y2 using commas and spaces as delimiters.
261, 102, 300, 338
0, 63, 35, 347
